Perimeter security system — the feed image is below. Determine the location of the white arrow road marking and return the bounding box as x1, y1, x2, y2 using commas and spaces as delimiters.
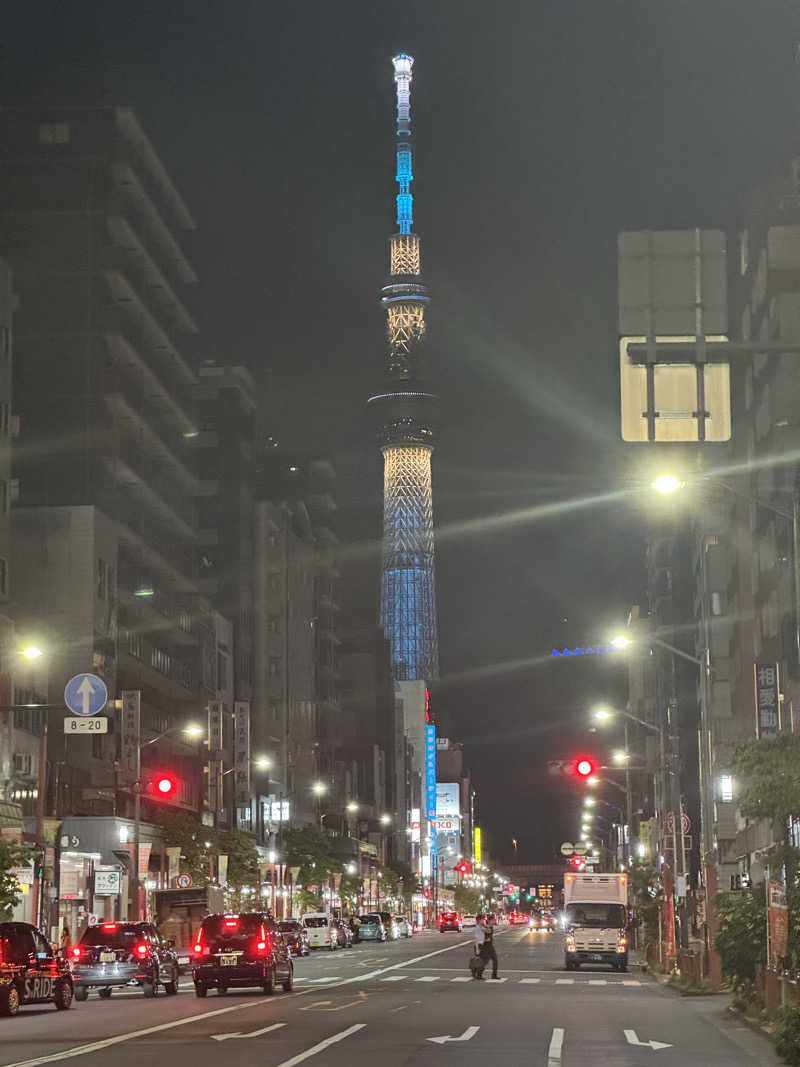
427, 1026, 480, 1045
547, 1028, 565, 1066
76, 676, 95, 715
211, 1023, 285, 1042
273, 1024, 366, 1067
624, 1029, 672, 1050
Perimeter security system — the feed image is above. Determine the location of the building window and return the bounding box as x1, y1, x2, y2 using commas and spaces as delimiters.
217, 651, 227, 691
38, 122, 70, 145
97, 558, 108, 599
269, 658, 280, 678
150, 647, 171, 676
270, 701, 279, 721
126, 629, 144, 660
0, 328, 9, 361
180, 661, 192, 689
0, 404, 10, 436
718, 775, 734, 803
0, 557, 8, 597
268, 574, 280, 594
267, 615, 280, 634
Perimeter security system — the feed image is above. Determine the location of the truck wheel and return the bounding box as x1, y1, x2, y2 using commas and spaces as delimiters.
0, 985, 20, 1016
164, 980, 178, 995
74, 986, 88, 1002
142, 974, 157, 998
194, 983, 207, 997
99, 987, 112, 999
55, 981, 74, 1010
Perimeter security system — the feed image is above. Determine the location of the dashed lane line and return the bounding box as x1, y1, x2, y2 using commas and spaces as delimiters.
271, 1024, 366, 1067
520, 978, 541, 984
555, 979, 574, 985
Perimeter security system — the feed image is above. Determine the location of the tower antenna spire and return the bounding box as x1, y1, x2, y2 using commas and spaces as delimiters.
393, 53, 414, 233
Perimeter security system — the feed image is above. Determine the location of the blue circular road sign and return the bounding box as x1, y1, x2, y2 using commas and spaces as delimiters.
64, 673, 108, 717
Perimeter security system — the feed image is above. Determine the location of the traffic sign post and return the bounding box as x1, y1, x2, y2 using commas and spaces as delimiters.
64, 674, 108, 717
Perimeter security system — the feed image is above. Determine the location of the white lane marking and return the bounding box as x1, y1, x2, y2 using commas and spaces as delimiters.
622, 980, 641, 986
272, 1023, 366, 1067
451, 976, 473, 982
485, 977, 506, 983
211, 1023, 286, 1042
337, 937, 473, 985
520, 978, 541, 984
1, 991, 309, 1067
427, 1026, 480, 1045
415, 976, 439, 982
588, 980, 607, 985
380, 976, 406, 982
624, 1029, 672, 1050
307, 977, 340, 984
547, 1028, 565, 1065
555, 979, 574, 985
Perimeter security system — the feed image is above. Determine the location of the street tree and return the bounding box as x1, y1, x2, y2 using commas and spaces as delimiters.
731, 733, 800, 888
283, 827, 337, 884
0, 838, 32, 921
155, 812, 215, 887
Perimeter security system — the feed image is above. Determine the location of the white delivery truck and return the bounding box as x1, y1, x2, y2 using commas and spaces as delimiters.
562, 872, 629, 972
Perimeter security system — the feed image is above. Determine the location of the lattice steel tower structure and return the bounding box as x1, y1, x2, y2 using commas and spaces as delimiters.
368, 54, 440, 681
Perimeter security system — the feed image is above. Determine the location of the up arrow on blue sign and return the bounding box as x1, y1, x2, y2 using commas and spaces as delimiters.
64, 674, 108, 717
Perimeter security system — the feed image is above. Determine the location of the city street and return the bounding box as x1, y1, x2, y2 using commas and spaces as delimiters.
0, 928, 779, 1066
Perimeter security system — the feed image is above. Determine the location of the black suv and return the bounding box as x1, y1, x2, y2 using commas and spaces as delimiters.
71, 921, 180, 1000
192, 913, 293, 997
0, 922, 73, 1016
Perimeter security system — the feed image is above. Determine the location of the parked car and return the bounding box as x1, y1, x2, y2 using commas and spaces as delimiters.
302, 913, 339, 950
394, 915, 413, 938
356, 913, 386, 941
333, 919, 353, 948
438, 911, 463, 933
192, 912, 292, 996
71, 921, 179, 1000
277, 920, 310, 957
0, 922, 73, 1016
462, 915, 477, 928
379, 912, 400, 940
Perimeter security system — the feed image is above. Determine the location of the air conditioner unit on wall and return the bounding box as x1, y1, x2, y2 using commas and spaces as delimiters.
13, 752, 32, 775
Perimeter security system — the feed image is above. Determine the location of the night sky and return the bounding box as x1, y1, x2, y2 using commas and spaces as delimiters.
5, 1, 800, 864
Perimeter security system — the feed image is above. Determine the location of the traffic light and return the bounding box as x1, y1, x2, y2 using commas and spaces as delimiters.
455, 861, 471, 875
574, 758, 594, 778
145, 773, 179, 799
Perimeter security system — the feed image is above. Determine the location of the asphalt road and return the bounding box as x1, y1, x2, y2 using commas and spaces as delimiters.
0, 926, 782, 1066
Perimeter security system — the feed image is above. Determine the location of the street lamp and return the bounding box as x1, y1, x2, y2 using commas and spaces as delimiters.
380, 813, 391, 825
20, 646, 44, 660
346, 801, 359, 814
254, 756, 272, 769
650, 474, 684, 495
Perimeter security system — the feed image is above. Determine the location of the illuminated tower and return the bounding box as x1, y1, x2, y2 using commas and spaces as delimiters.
369, 54, 439, 681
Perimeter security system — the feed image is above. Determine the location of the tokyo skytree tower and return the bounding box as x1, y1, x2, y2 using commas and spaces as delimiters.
368, 54, 440, 681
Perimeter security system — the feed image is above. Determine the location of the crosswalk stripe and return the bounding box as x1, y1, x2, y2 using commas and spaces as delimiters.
451, 977, 473, 982
520, 978, 541, 984
622, 981, 640, 986
588, 980, 607, 985
415, 976, 439, 982
555, 979, 574, 984
380, 976, 406, 982
485, 977, 507, 983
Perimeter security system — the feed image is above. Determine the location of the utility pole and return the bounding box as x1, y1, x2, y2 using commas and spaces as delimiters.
624, 719, 632, 865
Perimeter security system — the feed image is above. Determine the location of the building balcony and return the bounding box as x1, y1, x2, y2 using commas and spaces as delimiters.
104, 390, 197, 494
103, 310, 195, 434
110, 492, 196, 590
100, 448, 195, 540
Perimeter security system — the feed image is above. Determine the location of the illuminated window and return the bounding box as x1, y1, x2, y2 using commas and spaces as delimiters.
719, 775, 733, 802
38, 122, 70, 145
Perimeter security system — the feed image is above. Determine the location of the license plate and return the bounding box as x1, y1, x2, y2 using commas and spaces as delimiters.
591, 954, 603, 961
220, 954, 237, 966
100, 952, 115, 963
178, 956, 190, 965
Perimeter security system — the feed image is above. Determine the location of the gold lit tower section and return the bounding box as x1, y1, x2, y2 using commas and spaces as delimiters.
369, 54, 440, 681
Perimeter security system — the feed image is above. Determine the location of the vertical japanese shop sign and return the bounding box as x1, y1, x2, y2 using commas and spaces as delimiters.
234, 701, 251, 809
754, 663, 780, 737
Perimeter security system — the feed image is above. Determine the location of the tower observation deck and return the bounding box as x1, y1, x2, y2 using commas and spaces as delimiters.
368, 54, 440, 682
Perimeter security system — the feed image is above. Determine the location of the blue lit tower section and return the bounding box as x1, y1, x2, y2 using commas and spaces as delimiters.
369, 54, 440, 681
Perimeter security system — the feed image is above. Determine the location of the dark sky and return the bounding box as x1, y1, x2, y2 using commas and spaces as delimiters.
6, 0, 800, 865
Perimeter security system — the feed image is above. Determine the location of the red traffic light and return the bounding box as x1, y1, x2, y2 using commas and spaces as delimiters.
456, 862, 471, 875
571, 855, 584, 868
156, 775, 176, 796
575, 758, 594, 778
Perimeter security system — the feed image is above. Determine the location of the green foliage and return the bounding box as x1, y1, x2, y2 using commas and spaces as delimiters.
282, 827, 337, 884
732, 733, 800, 887
454, 885, 482, 916
293, 888, 322, 915
773, 1005, 800, 1064
714, 890, 766, 990
154, 812, 213, 887
0, 838, 33, 921
339, 871, 362, 913
628, 860, 662, 940
216, 828, 258, 891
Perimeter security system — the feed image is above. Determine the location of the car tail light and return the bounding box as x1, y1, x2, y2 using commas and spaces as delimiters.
102, 923, 118, 930
223, 918, 239, 928
135, 943, 148, 957
71, 947, 81, 959
256, 924, 270, 954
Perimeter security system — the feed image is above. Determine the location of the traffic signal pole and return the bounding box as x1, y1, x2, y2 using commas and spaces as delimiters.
133, 708, 141, 921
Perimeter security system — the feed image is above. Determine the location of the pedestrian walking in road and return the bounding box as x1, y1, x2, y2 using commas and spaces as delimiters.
481, 914, 500, 979
470, 914, 486, 979
59, 925, 71, 958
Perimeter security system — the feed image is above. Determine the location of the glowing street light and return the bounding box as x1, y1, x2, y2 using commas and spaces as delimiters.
651, 473, 684, 495
254, 755, 272, 769
346, 801, 359, 813
380, 813, 391, 825
20, 646, 44, 660
608, 636, 631, 651
312, 781, 327, 796
583, 797, 596, 808
612, 750, 630, 763
183, 724, 204, 738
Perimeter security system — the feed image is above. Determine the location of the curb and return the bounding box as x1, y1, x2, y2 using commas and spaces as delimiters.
727, 1005, 775, 1044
